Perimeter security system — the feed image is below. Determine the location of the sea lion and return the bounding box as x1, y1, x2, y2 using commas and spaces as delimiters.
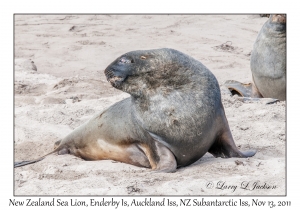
15, 48, 256, 172
224, 14, 286, 101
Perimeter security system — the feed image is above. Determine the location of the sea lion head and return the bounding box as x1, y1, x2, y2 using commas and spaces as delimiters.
271, 14, 286, 24
268, 14, 286, 32
104, 48, 192, 97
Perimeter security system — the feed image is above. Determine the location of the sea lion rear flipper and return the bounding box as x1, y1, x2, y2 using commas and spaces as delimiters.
14, 157, 45, 168
146, 131, 177, 173
208, 128, 256, 158
224, 80, 262, 98
14, 141, 66, 168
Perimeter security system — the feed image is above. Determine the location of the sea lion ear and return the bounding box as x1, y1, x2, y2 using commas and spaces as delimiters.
139, 54, 155, 60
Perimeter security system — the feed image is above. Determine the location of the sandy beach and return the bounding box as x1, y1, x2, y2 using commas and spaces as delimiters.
14, 15, 285, 196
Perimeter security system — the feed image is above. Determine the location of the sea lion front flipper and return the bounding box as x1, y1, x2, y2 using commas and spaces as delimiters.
224, 80, 262, 98
208, 127, 256, 158
146, 131, 177, 173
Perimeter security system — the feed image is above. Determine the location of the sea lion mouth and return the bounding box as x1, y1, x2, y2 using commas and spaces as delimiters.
104, 68, 125, 89
108, 76, 125, 88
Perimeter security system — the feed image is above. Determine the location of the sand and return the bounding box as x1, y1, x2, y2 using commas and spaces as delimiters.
14, 15, 285, 196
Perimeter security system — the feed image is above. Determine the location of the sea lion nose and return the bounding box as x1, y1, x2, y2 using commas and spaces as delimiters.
104, 65, 128, 81
104, 68, 115, 81
105, 59, 132, 80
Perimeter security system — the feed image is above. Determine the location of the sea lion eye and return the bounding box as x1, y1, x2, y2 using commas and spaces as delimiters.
140, 56, 146, 60
119, 57, 131, 64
